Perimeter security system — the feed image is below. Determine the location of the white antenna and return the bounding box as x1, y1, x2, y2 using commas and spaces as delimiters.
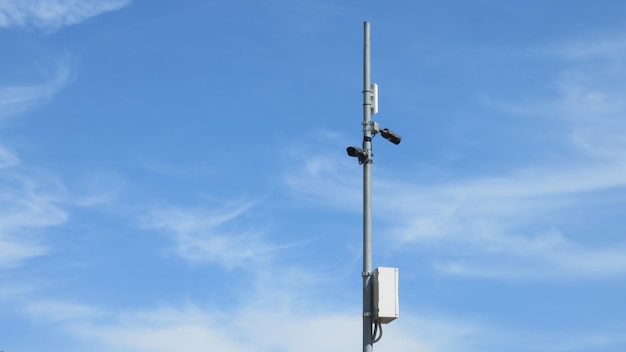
371, 83, 379, 115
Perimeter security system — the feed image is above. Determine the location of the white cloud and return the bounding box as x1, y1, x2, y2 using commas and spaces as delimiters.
432, 240, 626, 280
289, 151, 626, 280
490, 37, 626, 162
25, 300, 100, 321
0, 146, 19, 169
0, 237, 48, 268
142, 201, 277, 269
0, 171, 67, 269
0, 59, 72, 269
23, 298, 482, 352
553, 36, 626, 61
77, 308, 356, 352
0, 0, 129, 30
0, 58, 72, 119
285, 156, 361, 211
25, 296, 625, 352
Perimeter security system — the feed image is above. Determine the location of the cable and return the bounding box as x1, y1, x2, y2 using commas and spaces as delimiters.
372, 321, 383, 344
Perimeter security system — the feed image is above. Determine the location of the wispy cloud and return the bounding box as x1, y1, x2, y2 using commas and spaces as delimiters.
0, 236, 48, 269
0, 0, 129, 31
0, 59, 73, 269
287, 157, 626, 280
466, 321, 626, 352
487, 36, 626, 162
0, 170, 67, 269
285, 156, 361, 211
0, 58, 72, 119
553, 35, 626, 61
25, 300, 101, 322
142, 201, 276, 269
0, 146, 19, 169
23, 297, 626, 352
22, 297, 478, 352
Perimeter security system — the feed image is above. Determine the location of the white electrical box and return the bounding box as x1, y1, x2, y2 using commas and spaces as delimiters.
373, 267, 399, 324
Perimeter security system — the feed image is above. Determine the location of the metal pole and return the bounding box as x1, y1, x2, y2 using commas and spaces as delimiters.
362, 21, 374, 352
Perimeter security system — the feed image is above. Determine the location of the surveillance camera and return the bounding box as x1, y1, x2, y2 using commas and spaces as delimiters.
380, 128, 401, 145
347, 146, 365, 157
346, 146, 368, 163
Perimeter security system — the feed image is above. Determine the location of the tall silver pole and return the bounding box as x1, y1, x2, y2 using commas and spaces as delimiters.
362, 21, 374, 352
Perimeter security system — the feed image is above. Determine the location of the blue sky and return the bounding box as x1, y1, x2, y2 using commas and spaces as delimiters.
2, 1, 626, 351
